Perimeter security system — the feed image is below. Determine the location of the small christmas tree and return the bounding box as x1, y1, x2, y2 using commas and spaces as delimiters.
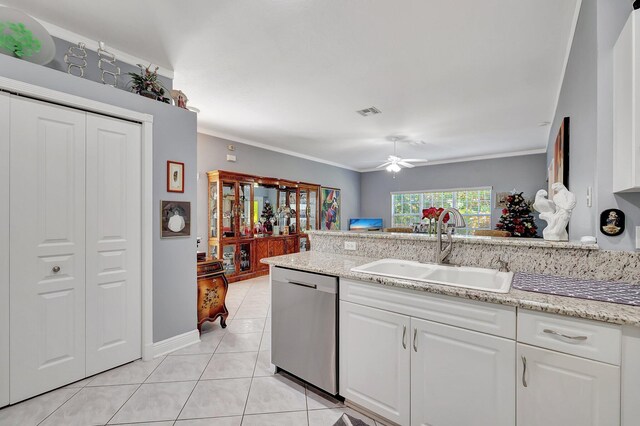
261, 200, 274, 232
495, 192, 538, 238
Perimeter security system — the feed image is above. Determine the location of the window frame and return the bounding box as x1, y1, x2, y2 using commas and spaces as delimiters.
390, 186, 493, 234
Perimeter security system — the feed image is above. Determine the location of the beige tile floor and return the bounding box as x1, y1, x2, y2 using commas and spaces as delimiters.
0, 276, 380, 426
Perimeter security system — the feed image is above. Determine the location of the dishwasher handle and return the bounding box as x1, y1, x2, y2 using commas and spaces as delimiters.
286, 279, 318, 290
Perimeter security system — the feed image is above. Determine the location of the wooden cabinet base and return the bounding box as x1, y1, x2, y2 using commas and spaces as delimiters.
197, 259, 230, 331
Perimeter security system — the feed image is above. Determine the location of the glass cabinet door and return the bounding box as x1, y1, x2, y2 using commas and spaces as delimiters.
222, 182, 236, 238
299, 190, 308, 232
222, 244, 236, 274
209, 181, 218, 238
238, 242, 252, 273
308, 189, 318, 230
239, 182, 252, 238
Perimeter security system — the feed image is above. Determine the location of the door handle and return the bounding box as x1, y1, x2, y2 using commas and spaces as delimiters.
402, 325, 407, 349
413, 328, 418, 352
285, 280, 317, 290
521, 355, 528, 388
543, 328, 588, 341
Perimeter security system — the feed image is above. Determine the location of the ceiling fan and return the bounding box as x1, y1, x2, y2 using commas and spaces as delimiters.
377, 138, 428, 173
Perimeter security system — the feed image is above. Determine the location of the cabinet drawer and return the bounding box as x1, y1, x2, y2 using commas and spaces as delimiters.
517, 310, 621, 365
340, 279, 516, 339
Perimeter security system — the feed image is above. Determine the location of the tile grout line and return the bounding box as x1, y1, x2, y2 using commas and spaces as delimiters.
34, 386, 83, 426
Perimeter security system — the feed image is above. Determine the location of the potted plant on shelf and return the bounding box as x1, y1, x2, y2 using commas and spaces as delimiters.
127, 64, 170, 102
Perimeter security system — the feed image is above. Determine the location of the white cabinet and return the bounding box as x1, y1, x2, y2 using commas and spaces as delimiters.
411, 317, 515, 426
517, 344, 620, 426
6, 96, 143, 404
0, 91, 9, 408
339, 301, 410, 426
613, 9, 640, 192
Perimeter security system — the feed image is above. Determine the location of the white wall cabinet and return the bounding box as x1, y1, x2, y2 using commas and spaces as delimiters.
613, 9, 640, 192
411, 317, 515, 426
517, 344, 620, 426
339, 301, 410, 426
4, 96, 143, 405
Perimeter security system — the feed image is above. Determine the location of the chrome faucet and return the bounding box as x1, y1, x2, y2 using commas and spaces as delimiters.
435, 208, 466, 264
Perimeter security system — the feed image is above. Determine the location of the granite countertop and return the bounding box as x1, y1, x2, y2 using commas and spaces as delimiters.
263, 251, 640, 327
306, 230, 599, 250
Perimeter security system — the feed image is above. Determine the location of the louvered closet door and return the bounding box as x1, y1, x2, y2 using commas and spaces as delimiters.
85, 113, 142, 375
0, 92, 10, 408
9, 96, 87, 403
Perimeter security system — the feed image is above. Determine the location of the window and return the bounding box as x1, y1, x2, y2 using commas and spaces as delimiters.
391, 187, 492, 235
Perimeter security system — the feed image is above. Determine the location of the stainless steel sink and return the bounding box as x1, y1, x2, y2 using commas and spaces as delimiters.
351, 259, 513, 293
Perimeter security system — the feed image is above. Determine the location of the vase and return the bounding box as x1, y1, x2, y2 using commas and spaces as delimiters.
139, 90, 157, 100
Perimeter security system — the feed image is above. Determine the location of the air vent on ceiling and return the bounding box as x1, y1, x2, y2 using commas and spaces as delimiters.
356, 106, 382, 117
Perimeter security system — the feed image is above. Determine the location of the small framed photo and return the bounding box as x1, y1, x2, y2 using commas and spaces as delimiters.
167, 161, 185, 193
495, 192, 511, 208
161, 200, 191, 238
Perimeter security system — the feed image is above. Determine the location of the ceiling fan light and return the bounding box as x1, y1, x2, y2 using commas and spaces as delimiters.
386, 163, 401, 173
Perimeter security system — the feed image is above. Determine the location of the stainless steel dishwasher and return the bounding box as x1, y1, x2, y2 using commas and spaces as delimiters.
271, 266, 338, 395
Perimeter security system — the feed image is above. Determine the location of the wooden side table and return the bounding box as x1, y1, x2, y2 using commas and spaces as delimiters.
196, 258, 229, 332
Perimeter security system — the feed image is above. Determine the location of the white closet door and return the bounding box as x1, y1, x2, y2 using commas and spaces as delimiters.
85, 113, 142, 375
9, 96, 87, 403
0, 92, 10, 408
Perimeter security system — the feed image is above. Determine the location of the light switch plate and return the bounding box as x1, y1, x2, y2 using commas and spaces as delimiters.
344, 241, 357, 251
226, 154, 236, 162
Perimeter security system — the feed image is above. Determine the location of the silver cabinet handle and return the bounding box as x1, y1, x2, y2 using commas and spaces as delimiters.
52, 266, 60, 273
285, 280, 317, 290
402, 325, 407, 349
413, 328, 418, 352
521, 355, 528, 387
543, 328, 588, 341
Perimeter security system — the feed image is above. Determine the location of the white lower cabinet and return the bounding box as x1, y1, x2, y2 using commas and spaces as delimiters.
517, 344, 620, 426
339, 301, 411, 426
411, 317, 515, 426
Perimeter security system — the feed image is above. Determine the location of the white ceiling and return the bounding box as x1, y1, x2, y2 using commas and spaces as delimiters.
4, 0, 580, 171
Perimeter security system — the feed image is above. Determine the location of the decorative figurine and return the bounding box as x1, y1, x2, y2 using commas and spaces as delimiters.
97, 41, 120, 87
600, 209, 625, 236
533, 182, 576, 241
63, 42, 87, 77
171, 89, 189, 109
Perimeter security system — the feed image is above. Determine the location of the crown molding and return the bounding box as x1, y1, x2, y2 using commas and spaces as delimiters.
197, 127, 360, 172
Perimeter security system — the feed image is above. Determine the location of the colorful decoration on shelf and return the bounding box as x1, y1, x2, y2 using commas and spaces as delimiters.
0, 21, 41, 58
533, 183, 576, 241
127, 63, 170, 102
63, 42, 87, 77
97, 41, 120, 87
321, 187, 341, 230
171, 89, 189, 109
414, 207, 450, 234
496, 191, 539, 238
261, 200, 275, 233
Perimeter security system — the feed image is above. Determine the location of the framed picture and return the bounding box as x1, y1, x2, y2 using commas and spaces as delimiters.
161, 200, 191, 238
167, 161, 185, 193
548, 117, 570, 194
320, 187, 341, 230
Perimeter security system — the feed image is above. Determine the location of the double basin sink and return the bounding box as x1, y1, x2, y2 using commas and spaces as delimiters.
350, 258, 513, 293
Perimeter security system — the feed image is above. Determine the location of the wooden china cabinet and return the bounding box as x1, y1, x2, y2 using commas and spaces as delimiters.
207, 170, 320, 282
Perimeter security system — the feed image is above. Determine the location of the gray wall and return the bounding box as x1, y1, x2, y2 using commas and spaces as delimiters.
360, 154, 547, 229
197, 133, 361, 241
46, 36, 173, 95
549, 0, 640, 250
0, 53, 198, 343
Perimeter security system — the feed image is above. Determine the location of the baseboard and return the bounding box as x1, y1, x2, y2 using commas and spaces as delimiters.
150, 329, 200, 358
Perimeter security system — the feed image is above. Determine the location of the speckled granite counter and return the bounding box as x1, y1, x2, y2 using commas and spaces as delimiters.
262, 251, 640, 327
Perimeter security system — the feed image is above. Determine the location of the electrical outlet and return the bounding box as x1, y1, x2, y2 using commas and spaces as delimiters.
344, 241, 357, 251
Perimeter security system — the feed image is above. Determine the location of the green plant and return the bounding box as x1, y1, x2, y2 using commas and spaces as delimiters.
0, 21, 41, 58
127, 64, 166, 98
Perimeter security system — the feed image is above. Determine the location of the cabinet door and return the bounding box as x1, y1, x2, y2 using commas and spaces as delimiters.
255, 239, 269, 272
238, 242, 253, 274
269, 238, 285, 257
285, 237, 297, 254
339, 301, 410, 425
517, 344, 620, 426
0, 92, 8, 408
411, 318, 515, 426
85, 114, 142, 376
238, 182, 252, 238
9, 97, 87, 403
221, 181, 236, 238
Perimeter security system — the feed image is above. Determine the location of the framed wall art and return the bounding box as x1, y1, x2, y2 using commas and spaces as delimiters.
161, 200, 191, 238
320, 187, 341, 230
167, 160, 185, 193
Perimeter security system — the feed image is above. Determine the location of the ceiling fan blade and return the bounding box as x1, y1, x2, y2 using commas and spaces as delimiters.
401, 159, 428, 163
398, 161, 415, 168
376, 162, 392, 169
388, 155, 401, 162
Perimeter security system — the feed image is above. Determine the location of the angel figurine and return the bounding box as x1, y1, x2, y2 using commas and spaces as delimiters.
533, 182, 576, 241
